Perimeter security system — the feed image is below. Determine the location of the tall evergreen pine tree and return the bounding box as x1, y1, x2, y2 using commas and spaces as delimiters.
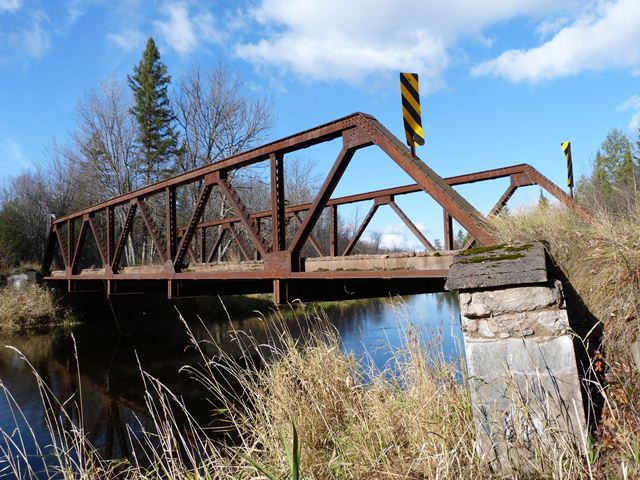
128, 38, 178, 182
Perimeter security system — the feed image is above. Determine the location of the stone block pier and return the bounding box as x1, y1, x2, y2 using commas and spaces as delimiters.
446, 242, 591, 471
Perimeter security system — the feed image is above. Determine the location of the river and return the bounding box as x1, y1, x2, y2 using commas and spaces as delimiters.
0, 292, 461, 476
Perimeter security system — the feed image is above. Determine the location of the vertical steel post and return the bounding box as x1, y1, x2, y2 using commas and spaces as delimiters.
270, 152, 286, 252
200, 227, 207, 263
67, 219, 75, 274
329, 205, 338, 257
165, 186, 176, 262
106, 206, 115, 268
443, 210, 453, 251
255, 219, 262, 261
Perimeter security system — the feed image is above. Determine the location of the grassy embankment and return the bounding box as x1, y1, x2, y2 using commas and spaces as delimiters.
0, 204, 639, 478
491, 204, 640, 477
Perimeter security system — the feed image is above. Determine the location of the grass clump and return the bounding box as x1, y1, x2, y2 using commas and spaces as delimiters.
0, 284, 70, 330
153, 306, 586, 479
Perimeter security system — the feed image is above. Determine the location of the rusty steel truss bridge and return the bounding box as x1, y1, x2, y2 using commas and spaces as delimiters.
41, 113, 588, 303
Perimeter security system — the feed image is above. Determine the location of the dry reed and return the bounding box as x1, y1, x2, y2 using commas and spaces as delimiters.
0, 284, 63, 330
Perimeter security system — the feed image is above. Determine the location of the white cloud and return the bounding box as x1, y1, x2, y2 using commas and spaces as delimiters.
155, 2, 197, 56
23, 11, 51, 58
0, 135, 29, 169
194, 11, 224, 44
0, 10, 51, 60
234, 0, 573, 85
0, 0, 21, 13
366, 222, 431, 251
154, 2, 222, 56
472, 0, 640, 82
616, 94, 640, 131
534, 17, 569, 39
108, 28, 145, 51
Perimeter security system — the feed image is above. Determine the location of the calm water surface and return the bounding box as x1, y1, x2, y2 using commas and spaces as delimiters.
0, 293, 461, 476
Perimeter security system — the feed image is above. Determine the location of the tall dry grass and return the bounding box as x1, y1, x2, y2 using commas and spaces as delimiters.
0, 284, 65, 330
0, 303, 593, 479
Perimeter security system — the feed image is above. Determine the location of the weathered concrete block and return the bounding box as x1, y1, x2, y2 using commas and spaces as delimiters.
462, 309, 570, 338
445, 243, 548, 290
6, 272, 37, 289
464, 336, 586, 467
459, 283, 562, 319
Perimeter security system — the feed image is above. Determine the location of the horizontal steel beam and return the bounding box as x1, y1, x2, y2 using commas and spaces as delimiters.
52, 113, 364, 224
44, 267, 450, 282
187, 163, 535, 231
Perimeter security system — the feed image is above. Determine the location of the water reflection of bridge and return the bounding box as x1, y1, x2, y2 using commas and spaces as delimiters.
42, 113, 586, 303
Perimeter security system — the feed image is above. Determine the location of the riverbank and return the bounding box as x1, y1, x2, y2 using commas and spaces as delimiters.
0, 205, 638, 477
0, 283, 75, 331
0, 304, 590, 479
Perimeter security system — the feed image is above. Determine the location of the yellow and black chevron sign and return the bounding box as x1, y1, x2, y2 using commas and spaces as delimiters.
562, 141, 573, 188
400, 72, 425, 148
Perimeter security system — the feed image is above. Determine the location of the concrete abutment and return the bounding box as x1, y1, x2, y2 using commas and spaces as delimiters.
446, 242, 598, 472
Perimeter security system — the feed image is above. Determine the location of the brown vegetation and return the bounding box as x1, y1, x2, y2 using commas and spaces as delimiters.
0, 284, 67, 330
0, 305, 593, 479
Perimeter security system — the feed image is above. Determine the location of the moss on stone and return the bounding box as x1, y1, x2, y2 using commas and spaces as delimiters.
459, 243, 533, 257
455, 253, 525, 264
458, 244, 506, 256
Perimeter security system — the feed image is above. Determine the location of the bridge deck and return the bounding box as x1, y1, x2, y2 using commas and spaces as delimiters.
46, 253, 454, 301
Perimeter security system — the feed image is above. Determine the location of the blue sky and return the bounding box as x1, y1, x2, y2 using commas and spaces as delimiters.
1, 0, 639, 248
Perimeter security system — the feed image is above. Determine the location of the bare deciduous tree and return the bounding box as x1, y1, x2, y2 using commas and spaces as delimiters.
174, 65, 274, 260
65, 79, 138, 265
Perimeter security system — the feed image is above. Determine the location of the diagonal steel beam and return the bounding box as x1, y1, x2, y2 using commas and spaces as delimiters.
207, 227, 227, 263
228, 224, 252, 262
136, 198, 167, 264
342, 203, 379, 256
55, 225, 69, 269
389, 200, 435, 252
491, 183, 518, 216
111, 202, 137, 272
188, 244, 198, 264
462, 183, 518, 250
218, 176, 270, 257
88, 213, 107, 267
71, 218, 89, 274
292, 212, 324, 256
290, 143, 357, 260
52, 113, 364, 224
522, 165, 590, 221
356, 115, 495, 246
175, 182, 213, 268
